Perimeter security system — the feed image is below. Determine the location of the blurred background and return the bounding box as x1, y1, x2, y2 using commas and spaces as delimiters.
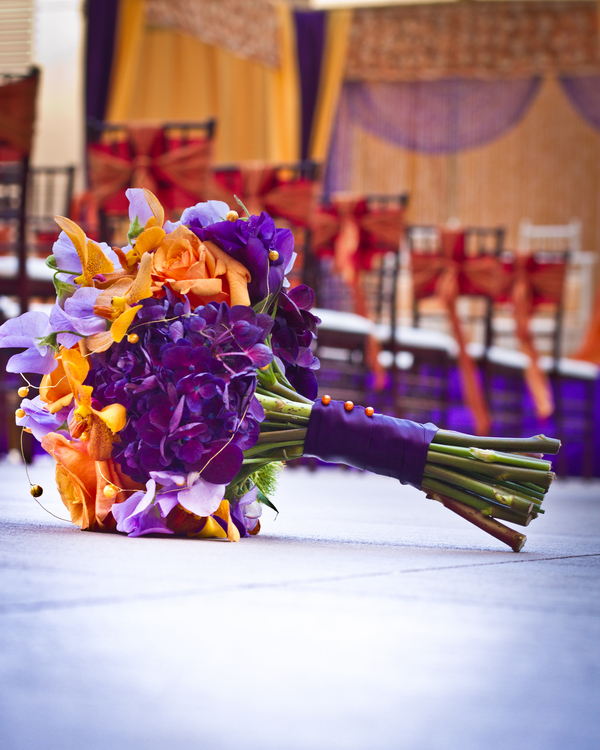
1, 0, 600, 475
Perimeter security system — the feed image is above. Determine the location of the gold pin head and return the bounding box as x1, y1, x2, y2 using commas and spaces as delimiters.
30, 484, 43, 498
226, 210, 239, 222
127, 333, 139, 344
269, 250, 279, 261
103, 484, 119, 499
15, 408, 26, 419
321, 395, 331, 405
18, 386, 29, 397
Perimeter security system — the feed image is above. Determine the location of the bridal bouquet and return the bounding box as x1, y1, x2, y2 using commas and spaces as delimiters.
0, 189, 560, 551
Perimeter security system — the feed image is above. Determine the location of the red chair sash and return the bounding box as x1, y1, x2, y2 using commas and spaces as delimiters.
0, 70, 39, 159
211, 165, 317, 228
88, 125, 213, 212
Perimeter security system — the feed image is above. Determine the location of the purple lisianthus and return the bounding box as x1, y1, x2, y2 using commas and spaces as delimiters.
16, 395, 70, 441
186, 212, 295, 304
230, 485, 262, 537
89, 294, 272, 486
0, 311, 58, 374
49, 286, 106, 348
271, 285, 321, 400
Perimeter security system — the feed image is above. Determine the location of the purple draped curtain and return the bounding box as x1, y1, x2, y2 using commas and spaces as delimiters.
85, 0, 120, 122
294, 11, 326, 160
559, 76, 600, 132
325, 78, 542, 192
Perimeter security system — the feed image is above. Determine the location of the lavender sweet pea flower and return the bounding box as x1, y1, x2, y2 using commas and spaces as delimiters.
150, 470, 226, 517
16, 395, 70, 441
111, 479, 174, 538
49, 287, 106, 348
230, 486, 262, 537
0, 311, 57, 374
126, 188, 155, 226
180, 200, 230, 228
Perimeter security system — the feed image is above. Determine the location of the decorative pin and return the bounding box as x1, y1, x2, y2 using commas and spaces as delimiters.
269, 250, 279, 261
18, 386, 29, 397
226, 210, 239, 222
15, 408, 25, 419
127, 333, 139, 344
344, 401, 354, 411
321, 395, 331, 405
365, 407, 375, 417
30, 484, 43, 498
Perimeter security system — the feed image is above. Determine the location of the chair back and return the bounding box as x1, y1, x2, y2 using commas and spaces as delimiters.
27, 166, 75, 256
87, 119, 216, 244
0, 68, 40, 313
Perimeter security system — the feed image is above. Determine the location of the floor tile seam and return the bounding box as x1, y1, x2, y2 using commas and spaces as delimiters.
1, 552, 599, 615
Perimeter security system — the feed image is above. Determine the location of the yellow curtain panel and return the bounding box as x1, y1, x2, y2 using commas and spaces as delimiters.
105, 0, 300, 163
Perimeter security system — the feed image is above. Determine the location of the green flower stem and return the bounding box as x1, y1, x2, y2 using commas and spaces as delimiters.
423, 464, 534, 516
467, 471, 543, 509
257, 372, 313, 404
425, 450, 554, 490
468, 447, 552, 472
255, 428, 307, 446
263, 411, 310, 426
428, 442, 552, 472
432, 430, 561, 455
255, 393, 313, 419
243, 439, 305, 459
421, 476, 532, 527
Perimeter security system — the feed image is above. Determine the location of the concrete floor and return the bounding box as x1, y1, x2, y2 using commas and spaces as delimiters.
0, 456, 599, 750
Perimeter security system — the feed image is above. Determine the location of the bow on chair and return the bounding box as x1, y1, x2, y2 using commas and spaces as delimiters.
88, 125, 213, 209
411, 229, 507, 436
508, 253, 568, 420
211, 165, 317, 228
311, 196, 406, 389
311, 196, 405, 315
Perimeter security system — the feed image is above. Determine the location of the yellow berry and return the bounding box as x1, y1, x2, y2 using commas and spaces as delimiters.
269, 250, 279, 261
15, 408, 26, 419
226, 210, 239, 222
18, 386, 29, 397
344, 401, 354, 411
321, 395, 331, 405
103, 484, 119, 499
30, 484, 43, 498
127, 333, 139, 344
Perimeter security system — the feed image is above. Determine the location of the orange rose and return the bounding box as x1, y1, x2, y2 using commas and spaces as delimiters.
151, 225, 251, 308
41, 432, 143, 531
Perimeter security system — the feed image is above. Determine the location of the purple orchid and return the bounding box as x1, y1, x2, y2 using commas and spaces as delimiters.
187, 212, 295, 304
0, 311, 58, 374
271, 285, 321, 399
16, 396, 70, 441
49, 286, 106, 348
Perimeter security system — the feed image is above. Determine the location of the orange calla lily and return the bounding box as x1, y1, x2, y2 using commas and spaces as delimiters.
54, 216, 115, 287
60, 348, 127, 460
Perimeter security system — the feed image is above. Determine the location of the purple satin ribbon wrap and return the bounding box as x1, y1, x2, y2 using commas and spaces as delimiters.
304, 400, 438, 489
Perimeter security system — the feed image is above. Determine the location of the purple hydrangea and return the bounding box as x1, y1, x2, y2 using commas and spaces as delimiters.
88, 293, 273, 486
271, 285, 321, 400
186, 212, 295, 304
